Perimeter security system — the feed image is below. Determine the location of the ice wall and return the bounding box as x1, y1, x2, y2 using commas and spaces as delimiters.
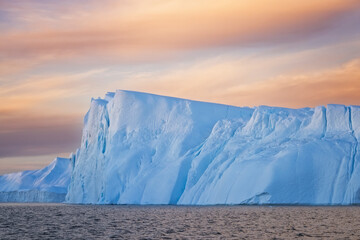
0, 157, 72, 202
66, 90, 360, 205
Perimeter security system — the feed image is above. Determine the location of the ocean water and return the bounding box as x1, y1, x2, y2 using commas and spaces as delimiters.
0, 204, 359, 239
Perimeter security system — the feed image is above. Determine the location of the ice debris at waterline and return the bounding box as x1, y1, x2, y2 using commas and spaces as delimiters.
1, 90, 360, 204
0, 157, 72, 202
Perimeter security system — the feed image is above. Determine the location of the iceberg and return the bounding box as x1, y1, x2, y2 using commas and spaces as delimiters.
1, 90, 359, 205
66, 90, 360, 205
0, 157, 72, 202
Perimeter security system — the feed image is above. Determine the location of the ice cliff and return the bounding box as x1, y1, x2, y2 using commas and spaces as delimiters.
1, 90, 359, 204
0, 157, 71, 202
64, 90, 360, 205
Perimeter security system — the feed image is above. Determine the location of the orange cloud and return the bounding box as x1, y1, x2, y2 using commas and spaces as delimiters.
120, 56, 360, 108
216, 59, 360, 108
0, 0, 359, 61
0, 68, 108, 114
224, 59, 360, 108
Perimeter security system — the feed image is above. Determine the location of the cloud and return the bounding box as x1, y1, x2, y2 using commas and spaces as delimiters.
0, 68, 108, 114
0, 0, 359, 63
120, 55, 360, 108
223, 59, 360, 108
0, 114, 82, 158
0, 68, 109, 159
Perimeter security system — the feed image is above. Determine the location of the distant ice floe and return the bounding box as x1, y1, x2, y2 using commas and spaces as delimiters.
0, 157, 71, 202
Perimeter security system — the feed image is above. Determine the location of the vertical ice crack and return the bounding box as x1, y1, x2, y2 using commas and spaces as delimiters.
348, 107, 358, 177
321, 106, 327, 139
330, 155, 346, 204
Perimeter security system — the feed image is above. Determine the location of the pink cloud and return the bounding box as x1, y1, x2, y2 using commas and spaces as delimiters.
0, 0, 359, 61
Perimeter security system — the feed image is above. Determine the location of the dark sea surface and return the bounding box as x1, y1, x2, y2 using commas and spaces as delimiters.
0, 204, 359, 239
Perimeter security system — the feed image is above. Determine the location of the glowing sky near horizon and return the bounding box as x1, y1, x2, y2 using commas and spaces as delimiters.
1, 0, 360, 173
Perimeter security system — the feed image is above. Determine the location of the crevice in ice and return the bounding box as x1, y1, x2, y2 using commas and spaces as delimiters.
330, 155, 347, 203
240, 192, 271, 204
348, 107, 358, 177
223, 156, 239, 203
295, 149, 300, 200
322, 107, 327, 139
105, 110, 110, 128
169, 155, 193, 204
102, 138, 106, 154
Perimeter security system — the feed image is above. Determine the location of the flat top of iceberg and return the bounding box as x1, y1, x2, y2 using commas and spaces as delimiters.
106, 90, 313, 110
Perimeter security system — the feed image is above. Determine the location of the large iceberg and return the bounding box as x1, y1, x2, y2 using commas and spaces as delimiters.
1, 90, 359, 204
65, 90, 360, 205
0, 157, 72, 202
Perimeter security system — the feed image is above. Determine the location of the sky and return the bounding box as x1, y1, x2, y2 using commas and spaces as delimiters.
1, 0, 360, 174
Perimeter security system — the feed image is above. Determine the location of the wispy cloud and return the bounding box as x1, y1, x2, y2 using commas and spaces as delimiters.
0, 114, 82, 158
1, 0, 359, 62
0, 68, 108, 114
221, 58, 360, 108
118, 40, 360, 108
